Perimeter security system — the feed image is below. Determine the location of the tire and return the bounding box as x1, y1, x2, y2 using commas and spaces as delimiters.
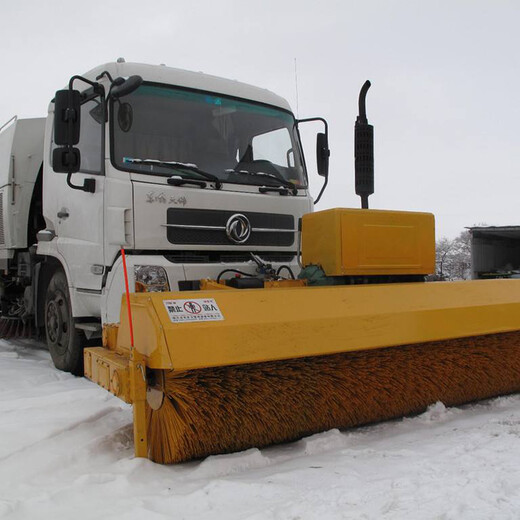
44, 269, 85, 375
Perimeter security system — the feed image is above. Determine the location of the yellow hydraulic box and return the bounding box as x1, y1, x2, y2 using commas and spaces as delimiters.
301, 208, 435, 276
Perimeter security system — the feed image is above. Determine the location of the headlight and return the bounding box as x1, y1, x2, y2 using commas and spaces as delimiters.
134, 265, 170, 293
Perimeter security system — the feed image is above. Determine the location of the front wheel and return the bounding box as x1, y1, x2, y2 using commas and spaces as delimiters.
45, 269, 85, 375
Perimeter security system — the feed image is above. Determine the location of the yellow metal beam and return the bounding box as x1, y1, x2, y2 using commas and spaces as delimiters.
116, 279, 520, 371
130, 347, 148, 458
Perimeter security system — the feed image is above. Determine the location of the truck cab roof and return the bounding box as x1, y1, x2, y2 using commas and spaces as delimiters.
81, 61, 293, 112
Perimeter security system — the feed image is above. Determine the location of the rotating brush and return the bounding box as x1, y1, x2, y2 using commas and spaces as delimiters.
146, 331, 520, 464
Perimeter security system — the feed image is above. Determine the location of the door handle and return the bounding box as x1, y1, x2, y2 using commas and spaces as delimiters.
57, 209, 69, 219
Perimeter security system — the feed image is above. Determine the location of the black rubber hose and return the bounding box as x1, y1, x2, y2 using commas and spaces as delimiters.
276, 265, 296, 279
216, 269, 256, 283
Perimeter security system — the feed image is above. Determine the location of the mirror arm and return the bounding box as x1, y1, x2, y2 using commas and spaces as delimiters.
106, 78, 126, 103
96, 70, 115, 83
297, 117, 329, 139
66, 75, 105, 121
313, 175, 328, 205
66, 173, 96, 194
66, 172, 80, 190
68, 75, 102, 93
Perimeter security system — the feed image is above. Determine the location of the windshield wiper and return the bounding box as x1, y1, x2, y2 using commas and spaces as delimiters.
167, 177, 207, 189
229, 170, 298, 195
124, 158, 222, 189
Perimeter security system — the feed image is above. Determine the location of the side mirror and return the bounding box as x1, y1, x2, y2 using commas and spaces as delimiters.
52, 74, 100, 193
316, 132, 330, 177
54, 89, 81, 146
52, 147, 80, 174
297, 116, 330, 204
110, 75, 143, 99
53, 147, 95, 192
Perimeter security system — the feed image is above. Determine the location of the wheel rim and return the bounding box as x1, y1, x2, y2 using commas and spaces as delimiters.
46, 289, 70, 355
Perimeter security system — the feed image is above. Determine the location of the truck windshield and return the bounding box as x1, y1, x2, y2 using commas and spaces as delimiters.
111, 84, 307, 187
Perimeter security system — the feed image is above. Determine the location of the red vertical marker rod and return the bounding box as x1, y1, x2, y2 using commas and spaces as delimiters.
121, 247, 148, 458
120, 247, 135, 348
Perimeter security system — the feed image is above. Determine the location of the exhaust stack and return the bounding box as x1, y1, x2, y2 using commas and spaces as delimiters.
355, 80, 374, 209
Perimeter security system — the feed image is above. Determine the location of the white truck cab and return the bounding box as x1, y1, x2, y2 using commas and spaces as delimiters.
0, 61, 330, 374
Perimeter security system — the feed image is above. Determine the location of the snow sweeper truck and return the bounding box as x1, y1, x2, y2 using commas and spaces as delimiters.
1, 61, 520, 463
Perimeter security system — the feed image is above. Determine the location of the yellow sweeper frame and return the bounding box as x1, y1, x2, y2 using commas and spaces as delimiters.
85, 278, 520, 460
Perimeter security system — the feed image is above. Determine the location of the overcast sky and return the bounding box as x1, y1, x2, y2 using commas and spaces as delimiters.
1, 0, 519, 238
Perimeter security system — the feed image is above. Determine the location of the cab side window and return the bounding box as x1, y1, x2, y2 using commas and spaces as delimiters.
77, 98, 103, 174
252, 128, 294, 167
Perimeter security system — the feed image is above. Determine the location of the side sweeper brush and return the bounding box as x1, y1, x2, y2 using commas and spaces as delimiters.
84, 208, 520, 463
0, 316, 32, 338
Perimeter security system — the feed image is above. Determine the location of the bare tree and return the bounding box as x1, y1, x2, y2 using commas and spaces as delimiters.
435, 229, 472, 281
436, 237, 454, 280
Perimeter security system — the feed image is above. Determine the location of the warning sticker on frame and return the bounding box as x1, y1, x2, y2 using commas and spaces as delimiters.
163, 298, 224, 323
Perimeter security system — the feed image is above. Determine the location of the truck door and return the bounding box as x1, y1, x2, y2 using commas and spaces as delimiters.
54, 95, 105, 291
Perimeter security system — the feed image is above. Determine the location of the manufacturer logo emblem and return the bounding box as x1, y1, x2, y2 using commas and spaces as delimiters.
225, 214, 251, 244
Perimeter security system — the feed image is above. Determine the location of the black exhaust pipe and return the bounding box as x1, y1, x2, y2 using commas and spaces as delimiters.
355, 80, 374, 209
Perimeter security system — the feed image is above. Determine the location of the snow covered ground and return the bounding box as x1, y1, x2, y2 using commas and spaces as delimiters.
1, 339, 520, 519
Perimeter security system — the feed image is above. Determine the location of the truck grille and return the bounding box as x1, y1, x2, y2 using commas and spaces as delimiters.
166, 208, 295, 247
165, 251, 296, 263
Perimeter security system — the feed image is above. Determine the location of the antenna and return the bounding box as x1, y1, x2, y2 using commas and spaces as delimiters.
294, 58, 300, 118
